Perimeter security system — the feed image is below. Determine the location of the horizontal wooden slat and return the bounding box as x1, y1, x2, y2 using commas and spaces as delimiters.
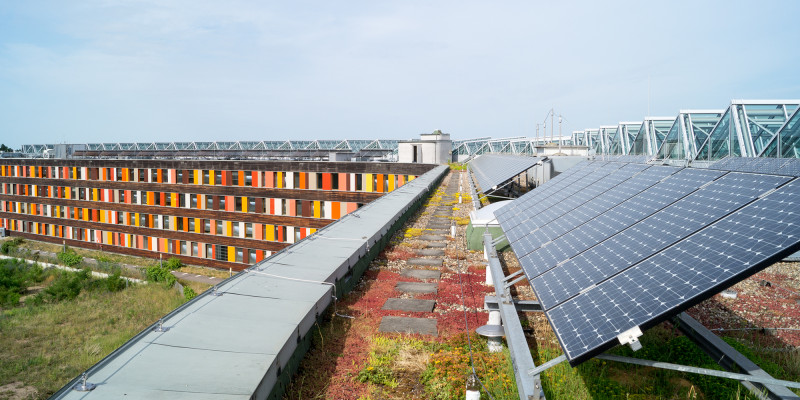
0, 194, 334, 229
0, 177, 382, 203
0, 212, 290, 252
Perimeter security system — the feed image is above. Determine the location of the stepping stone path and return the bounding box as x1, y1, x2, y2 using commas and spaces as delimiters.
379, 316, 437, 336
401, 268, 441, 280
408, 258, 443, 267
417, 249, 445, 256
378, 171, 465, 336
418, 235, 447, 241
395, 281, 438, 294
382, 298, 436, 312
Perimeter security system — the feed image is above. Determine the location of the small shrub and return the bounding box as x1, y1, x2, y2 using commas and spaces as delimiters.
183, 286, 197, 301
0, 237, 23, 255
145, 264, 177, 287
57, 248, 83, 267
36, 269, 91, 303
164, 257, 184, 271
104, 271, 127, 292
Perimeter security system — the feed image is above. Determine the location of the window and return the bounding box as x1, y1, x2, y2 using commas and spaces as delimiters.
231, 171, 239, 186
188, 218, 195, 232
248, 250, 257, 264
204, 219, 211, 234
245, 172, 253, 187
235, 197, 242, 212
206, 195, 213, 209
235, 247, 243, 263
219, 196, 226, 210
190, 194, 198, 208
216, 221, 223, 235
215, 245, 227, 261
162, 216, 170, 230
192, 242, 198, 257
206, 244, 213, 259
245, 223, 253, 238
214, 170, 222, 185
203, 170, 210, 185
248, 197, 256, 213
232, 222, 241, 237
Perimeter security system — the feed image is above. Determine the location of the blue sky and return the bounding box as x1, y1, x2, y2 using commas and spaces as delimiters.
1, 0, 798, 149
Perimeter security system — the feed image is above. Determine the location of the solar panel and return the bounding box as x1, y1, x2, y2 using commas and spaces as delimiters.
778, 159, 800, 177
524, 164, 649, 229
515, 168, 725, 278
501, 162, 632, 244
532, 172, 791, 311
530, 166, 679, 250
496, 161, 602, 225
546, 178, 800, 365
468, 154, 542, 194
709, 157, 790, 175
497, 162, 610, 240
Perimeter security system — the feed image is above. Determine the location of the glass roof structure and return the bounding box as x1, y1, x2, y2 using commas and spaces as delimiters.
20, 140, 400, 157
694, 100, 800, 161
607, 122, 643, 156
761, 107, 800, 158
655, 110, 724, 161
592, 126, 618, 155
627, 117, 675, 156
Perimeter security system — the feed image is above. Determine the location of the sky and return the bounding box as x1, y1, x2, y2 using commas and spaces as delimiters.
1, 0, 799, 149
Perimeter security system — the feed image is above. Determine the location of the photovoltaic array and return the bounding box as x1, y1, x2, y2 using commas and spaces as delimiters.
468, 154, 542, 194
494, 158, 800, 366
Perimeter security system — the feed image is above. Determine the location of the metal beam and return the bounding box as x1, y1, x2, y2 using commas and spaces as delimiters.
672, 312, 800, 400
484, 296, 543, 313
484, 232, 544, 400
596, 354, 800, 391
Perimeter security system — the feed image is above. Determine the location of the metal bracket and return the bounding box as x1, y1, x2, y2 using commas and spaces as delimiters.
502, 269, 523, 282
484, 295, 543, 313
504, 274, 528, 290
527, 354, 567, 376
491, 234, 507, 246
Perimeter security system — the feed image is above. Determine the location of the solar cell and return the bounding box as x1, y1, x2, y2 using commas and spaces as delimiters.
515, 168, 725, 278
546, 178, 800, 365
532, 172, 791, 311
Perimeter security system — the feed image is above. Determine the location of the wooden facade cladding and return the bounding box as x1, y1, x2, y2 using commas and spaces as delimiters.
0, 159, 435, 267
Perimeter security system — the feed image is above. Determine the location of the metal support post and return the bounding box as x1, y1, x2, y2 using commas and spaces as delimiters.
484, 232, 544, 400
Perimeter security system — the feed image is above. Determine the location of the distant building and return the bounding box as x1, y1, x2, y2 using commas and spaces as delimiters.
398, 130, 453, 164
0, 159, 433, 270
